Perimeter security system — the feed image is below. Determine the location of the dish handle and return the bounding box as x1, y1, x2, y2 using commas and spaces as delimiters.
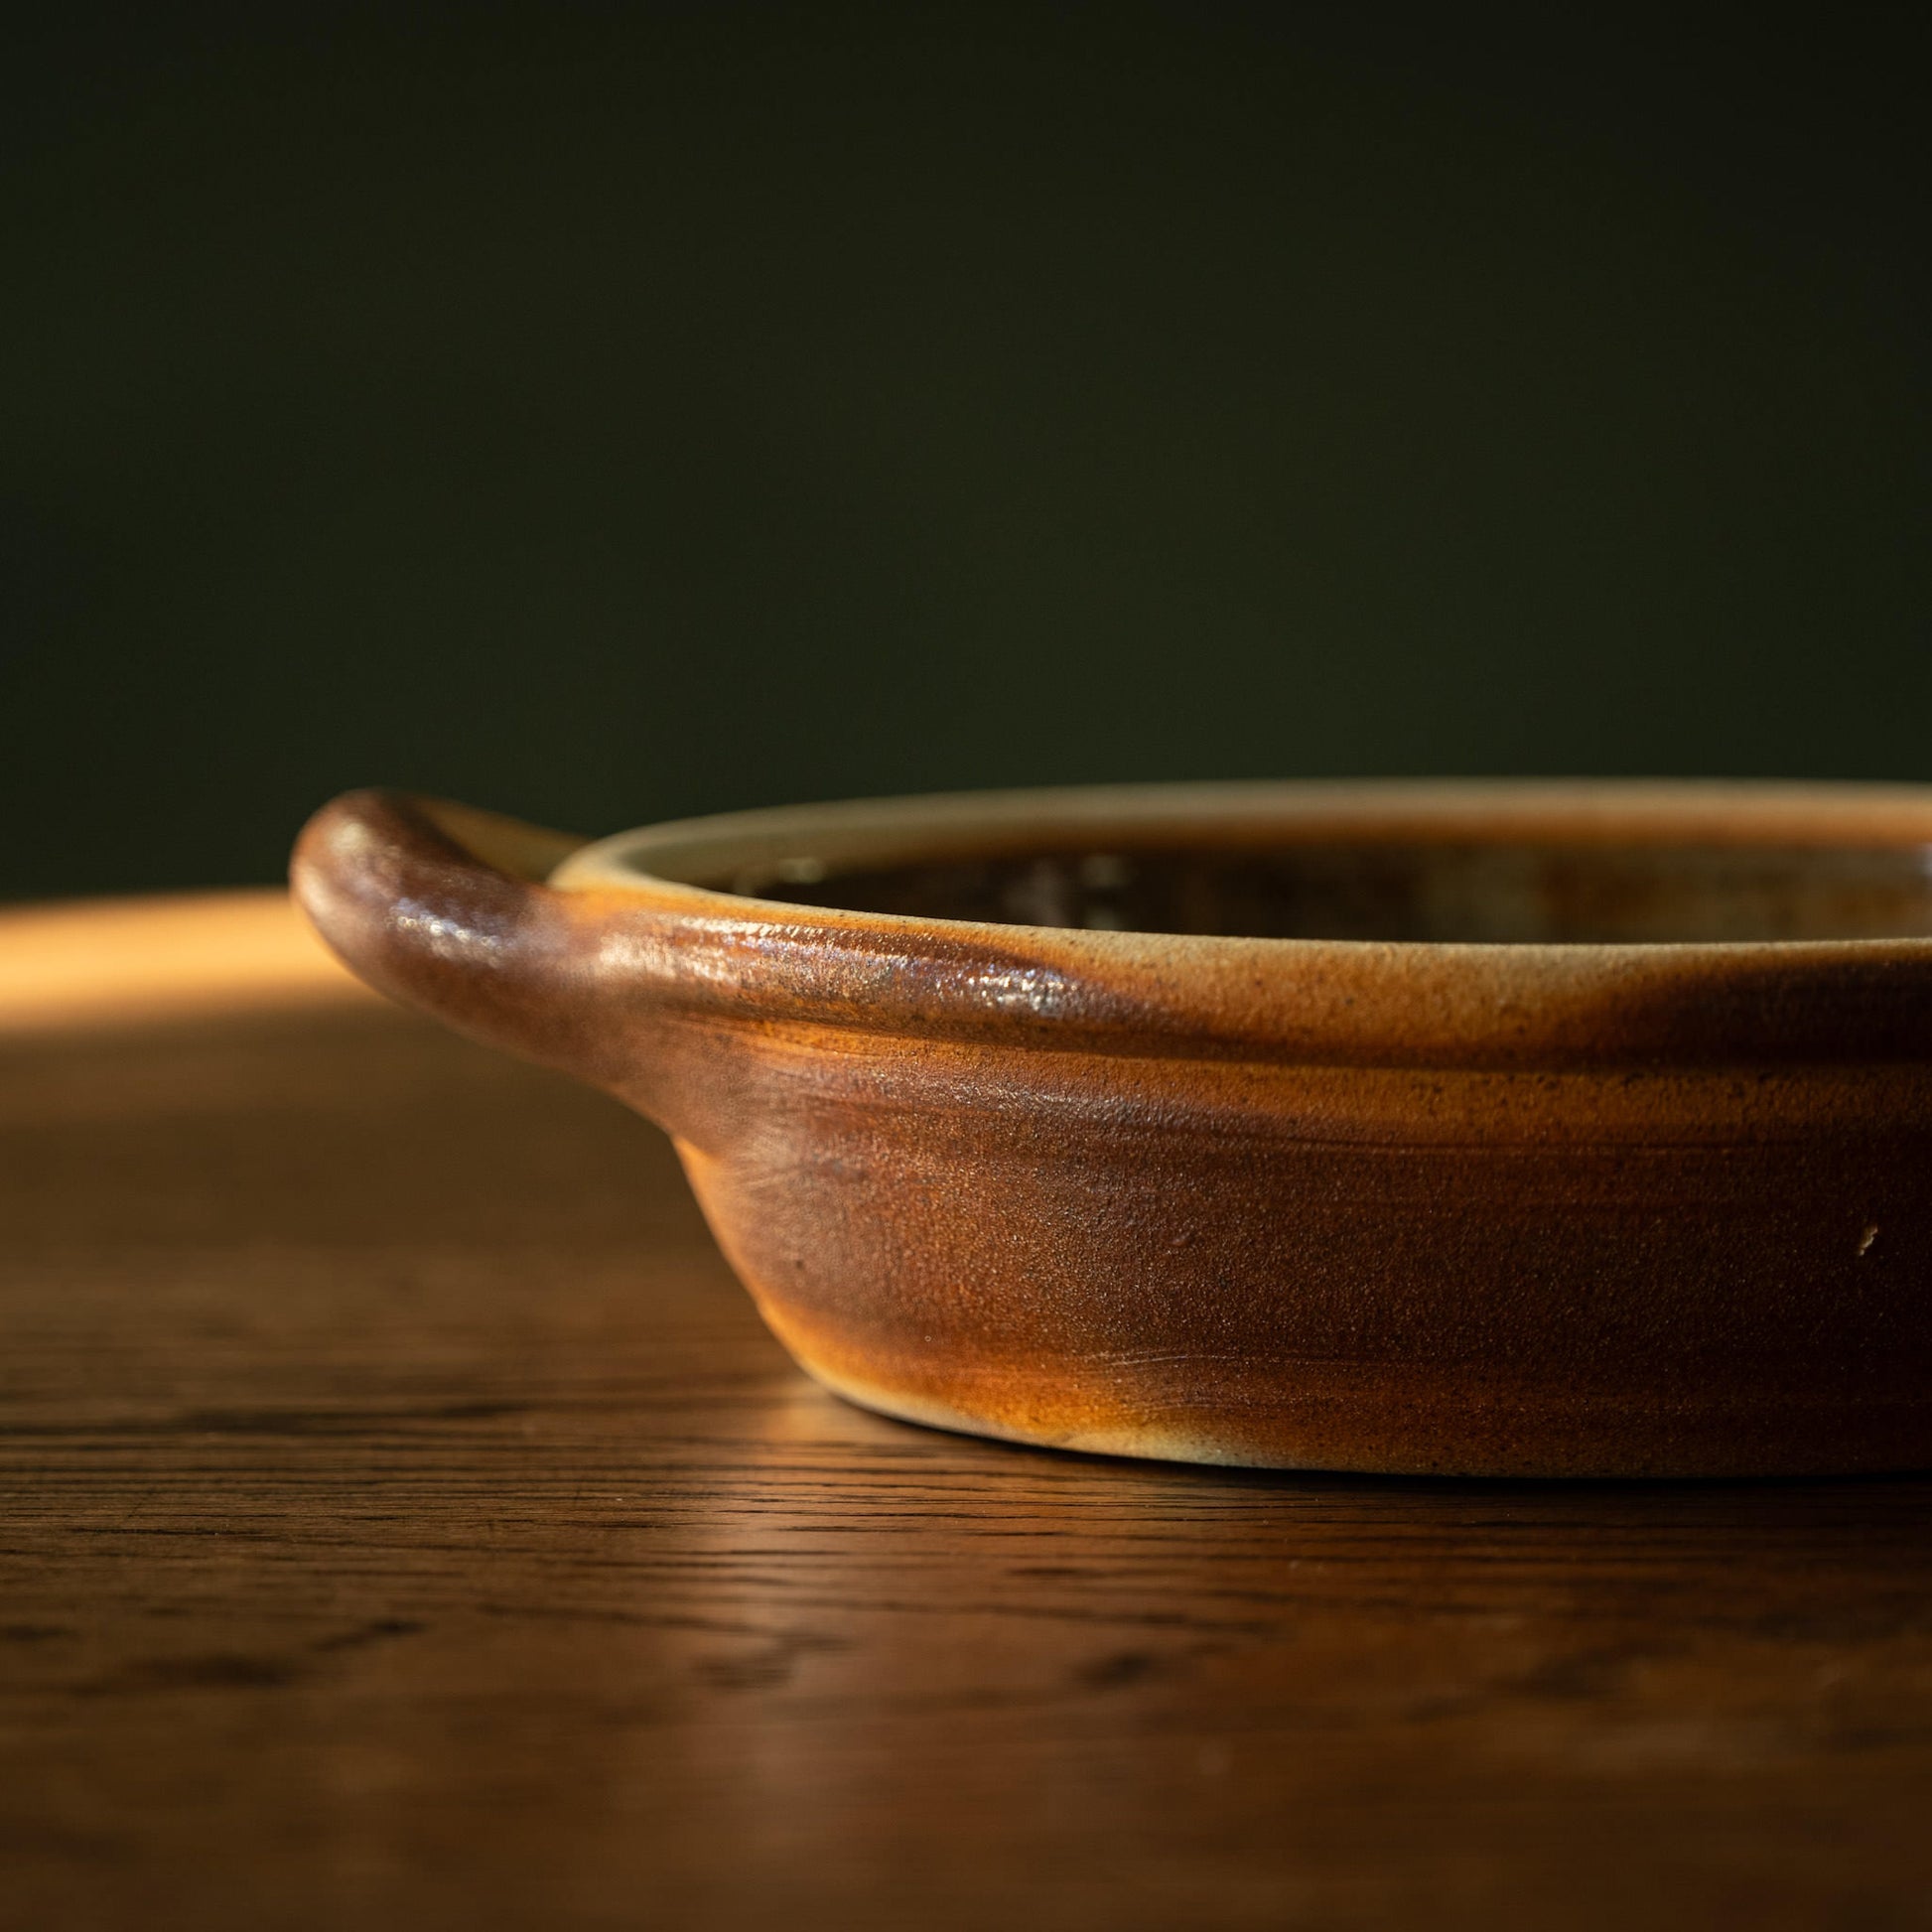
292, 788, 627, 1084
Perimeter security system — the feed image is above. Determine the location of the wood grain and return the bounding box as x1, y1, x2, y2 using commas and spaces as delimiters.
3, 896, 1932, 1929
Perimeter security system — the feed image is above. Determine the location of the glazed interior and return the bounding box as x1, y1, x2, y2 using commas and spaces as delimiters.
754, 843, 1932, 944
554, 784, 1932, 945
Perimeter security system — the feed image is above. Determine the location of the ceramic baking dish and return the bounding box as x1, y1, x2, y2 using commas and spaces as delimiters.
295, 780, 1932, 1477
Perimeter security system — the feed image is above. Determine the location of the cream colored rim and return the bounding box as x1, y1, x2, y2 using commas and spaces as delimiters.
552, 778, 1932, 905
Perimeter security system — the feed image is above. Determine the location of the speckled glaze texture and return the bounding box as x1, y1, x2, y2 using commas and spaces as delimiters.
292, 782, 1932, 1477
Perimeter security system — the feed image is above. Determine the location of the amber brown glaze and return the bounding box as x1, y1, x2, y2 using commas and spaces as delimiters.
293, 782, 1932, 1477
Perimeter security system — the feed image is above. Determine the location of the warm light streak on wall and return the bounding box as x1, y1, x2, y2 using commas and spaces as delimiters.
0, 893, 376, 1034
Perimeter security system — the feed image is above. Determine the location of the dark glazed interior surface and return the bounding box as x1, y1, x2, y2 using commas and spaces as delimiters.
760, 842, 1932, 943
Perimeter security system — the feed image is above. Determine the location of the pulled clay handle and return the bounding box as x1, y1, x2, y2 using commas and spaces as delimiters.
292, 789, 623, 1082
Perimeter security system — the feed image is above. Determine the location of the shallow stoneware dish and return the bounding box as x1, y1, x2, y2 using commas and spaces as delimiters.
294, 780, 1932, 1478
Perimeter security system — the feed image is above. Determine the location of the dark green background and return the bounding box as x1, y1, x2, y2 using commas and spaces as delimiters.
5, 7, 1927, 900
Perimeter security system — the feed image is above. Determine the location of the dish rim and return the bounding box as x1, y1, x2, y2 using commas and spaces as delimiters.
554, 777, 1932, 933
493, 779, 1932, 1069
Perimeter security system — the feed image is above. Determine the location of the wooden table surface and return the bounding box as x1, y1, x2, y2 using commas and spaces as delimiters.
5, 893, 1932, 1931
